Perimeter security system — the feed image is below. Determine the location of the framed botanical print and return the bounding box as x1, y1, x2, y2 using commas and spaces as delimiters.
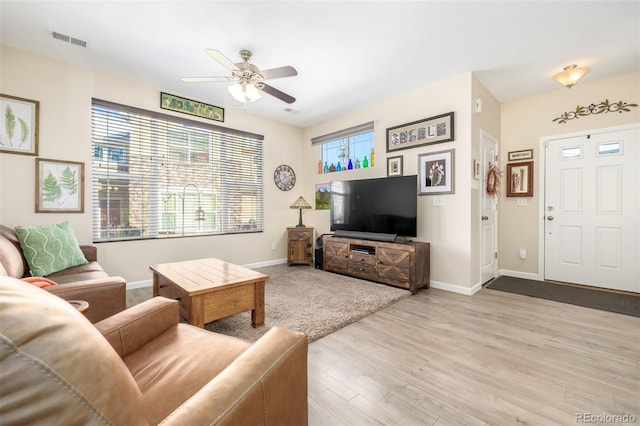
36, 158, 84, 213
0, 94, 39, 156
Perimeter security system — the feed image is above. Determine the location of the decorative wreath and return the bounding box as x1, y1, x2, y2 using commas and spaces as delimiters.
486, 164, 503, 197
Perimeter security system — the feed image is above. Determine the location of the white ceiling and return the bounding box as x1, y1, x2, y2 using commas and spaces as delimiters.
1, 1, 638, 128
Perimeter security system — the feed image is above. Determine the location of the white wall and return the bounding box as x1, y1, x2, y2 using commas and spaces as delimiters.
0, 46, 304, 282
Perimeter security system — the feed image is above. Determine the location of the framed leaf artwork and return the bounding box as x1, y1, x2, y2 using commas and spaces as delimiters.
36, 158, 84, 213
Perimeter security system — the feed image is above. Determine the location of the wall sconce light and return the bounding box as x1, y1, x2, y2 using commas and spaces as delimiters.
552, 64, 590, 88
290, 196, 312, 227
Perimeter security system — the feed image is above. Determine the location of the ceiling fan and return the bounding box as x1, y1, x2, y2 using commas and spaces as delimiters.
182, 49, 297, 104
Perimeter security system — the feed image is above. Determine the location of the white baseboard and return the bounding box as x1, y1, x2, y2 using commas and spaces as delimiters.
125, 258, 288, 291
498, 269, 541, 281
429, 280, 483, 295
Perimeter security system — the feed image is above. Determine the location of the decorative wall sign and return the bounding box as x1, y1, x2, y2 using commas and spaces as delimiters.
0, 94, 39, 156
418, 149, 455, 195
506, 161, 533, 197
160, 92, 224, 122
508, 149, 533, 161
553, 99, 638, 124
386, 112, 454, 152
36, 158, 84, 213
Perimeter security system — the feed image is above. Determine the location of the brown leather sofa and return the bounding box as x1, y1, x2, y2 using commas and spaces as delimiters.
0, 276, 309, 425
0, 224, 126, 323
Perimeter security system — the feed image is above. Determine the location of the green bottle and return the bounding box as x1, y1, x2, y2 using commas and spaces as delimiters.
363, 156, 369, 168
323, 161, 329, 174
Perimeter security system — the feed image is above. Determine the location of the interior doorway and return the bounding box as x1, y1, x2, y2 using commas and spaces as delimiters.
541, 124, 639, 293
480, 130, 498, 284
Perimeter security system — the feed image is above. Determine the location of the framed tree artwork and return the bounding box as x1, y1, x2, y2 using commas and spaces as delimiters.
36, 158, 84, 213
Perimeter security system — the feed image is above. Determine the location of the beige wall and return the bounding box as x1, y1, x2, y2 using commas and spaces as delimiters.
500, 71, 640, 277
0, 46, 305, 282
3, 44, 636, 289
302, 73, 501, 292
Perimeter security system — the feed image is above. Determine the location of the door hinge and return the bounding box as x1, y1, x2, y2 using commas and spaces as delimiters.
494, 252, 498, 259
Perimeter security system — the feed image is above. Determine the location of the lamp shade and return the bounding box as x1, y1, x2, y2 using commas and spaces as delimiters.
290, 196, 311, 209
290, 196, 311, 227
552, 64, 590, 88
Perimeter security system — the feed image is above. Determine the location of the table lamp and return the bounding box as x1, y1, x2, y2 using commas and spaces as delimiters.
290, 196, 312, 227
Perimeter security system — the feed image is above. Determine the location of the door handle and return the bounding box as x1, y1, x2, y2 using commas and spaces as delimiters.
547, 215, 554, 221
481, 216, 489, 220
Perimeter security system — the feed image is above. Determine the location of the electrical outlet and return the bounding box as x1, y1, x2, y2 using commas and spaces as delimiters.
519, 249, 528, 260
271, 242, 276, 250
433, 197, 446, 206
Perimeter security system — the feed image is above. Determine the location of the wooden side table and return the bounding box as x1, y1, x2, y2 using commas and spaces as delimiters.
287, 227, 314, 266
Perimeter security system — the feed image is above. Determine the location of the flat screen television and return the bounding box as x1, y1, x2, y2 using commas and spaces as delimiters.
330, 175, 417, 241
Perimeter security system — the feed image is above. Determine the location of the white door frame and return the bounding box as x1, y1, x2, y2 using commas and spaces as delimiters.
537, 123, 640, 282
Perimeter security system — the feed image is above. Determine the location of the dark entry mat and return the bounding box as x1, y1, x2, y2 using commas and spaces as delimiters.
486, 276, 639, 317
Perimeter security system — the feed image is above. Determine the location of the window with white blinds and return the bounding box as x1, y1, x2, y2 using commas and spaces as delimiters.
91, 98, 264, 242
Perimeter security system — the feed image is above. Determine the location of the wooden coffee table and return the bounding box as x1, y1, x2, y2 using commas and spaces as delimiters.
149, 258, 267, 328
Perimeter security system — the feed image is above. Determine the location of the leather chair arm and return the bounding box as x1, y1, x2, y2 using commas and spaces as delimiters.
47, 277, 127, 323
95, 297, 180, 358
79, 244, 98, 262
162, 327, 309, 426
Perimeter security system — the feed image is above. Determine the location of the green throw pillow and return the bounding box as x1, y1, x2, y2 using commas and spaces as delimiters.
15, 221, 88, 277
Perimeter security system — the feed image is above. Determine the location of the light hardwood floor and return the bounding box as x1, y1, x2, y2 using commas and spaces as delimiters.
307, 287, 639, 426
127, 284, 639, 425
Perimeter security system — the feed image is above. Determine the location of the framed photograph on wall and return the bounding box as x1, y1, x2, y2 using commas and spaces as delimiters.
0, 94, 39, 156
386, 112, 454, 153
36, 158, 85, 213
506, 161, 533, 197
387, 156, 403, 176
418, 149, 455, 195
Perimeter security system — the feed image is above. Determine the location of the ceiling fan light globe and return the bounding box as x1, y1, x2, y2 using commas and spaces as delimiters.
228, 83, 246, 103
245, 84, 262, 102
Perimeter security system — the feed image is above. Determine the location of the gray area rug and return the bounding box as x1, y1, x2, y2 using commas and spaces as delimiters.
486, 276, 640, 317
204, 265, 410, 342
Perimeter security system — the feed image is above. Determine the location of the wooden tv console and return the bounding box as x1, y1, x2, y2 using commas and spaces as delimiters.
322, 235, 430, 294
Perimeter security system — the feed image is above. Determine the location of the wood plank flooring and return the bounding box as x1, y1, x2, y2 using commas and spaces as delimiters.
127, 284, 640, 425
307, 287, 639, 425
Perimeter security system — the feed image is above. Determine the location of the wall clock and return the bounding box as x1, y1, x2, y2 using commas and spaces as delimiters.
274, 164, 296, 191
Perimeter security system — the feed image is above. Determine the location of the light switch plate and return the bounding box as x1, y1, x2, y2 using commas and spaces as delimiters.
517, 198, 527, 206
433, 197, 446, 206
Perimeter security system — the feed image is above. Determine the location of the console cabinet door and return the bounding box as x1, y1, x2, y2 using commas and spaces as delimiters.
377, 246, 413, 287
323, 239, 349, 273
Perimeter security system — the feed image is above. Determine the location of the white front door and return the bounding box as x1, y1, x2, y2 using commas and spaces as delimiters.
480, 131, 498, 284
544, 126, 639, 293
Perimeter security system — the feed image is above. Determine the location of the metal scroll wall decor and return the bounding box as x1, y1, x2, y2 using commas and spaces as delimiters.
553, 99, 638, 124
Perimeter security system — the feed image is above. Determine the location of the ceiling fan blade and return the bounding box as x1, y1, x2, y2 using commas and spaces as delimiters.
260, 83, 296, 104
181, 76, 237, 83
205, 49, 241, 72
259, 66, 298, 80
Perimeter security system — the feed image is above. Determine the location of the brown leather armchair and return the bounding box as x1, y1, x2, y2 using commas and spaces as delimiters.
0, 276, 309, 425
0, 224, 126, 322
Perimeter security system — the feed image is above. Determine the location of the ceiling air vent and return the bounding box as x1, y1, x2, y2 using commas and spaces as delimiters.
51, 31, 87, 48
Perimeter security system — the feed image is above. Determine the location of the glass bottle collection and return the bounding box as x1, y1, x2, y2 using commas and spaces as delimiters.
318, 148, 375, 174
